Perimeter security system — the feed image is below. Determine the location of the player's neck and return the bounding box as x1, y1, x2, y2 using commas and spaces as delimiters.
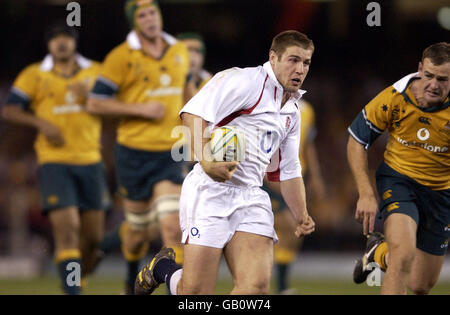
52, 56, 79, 78
138, 32, 167, 59
281, 91, 291, 108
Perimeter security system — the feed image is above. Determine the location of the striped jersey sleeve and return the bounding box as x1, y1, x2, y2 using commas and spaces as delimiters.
90, 45, 127, 98
5, 64, 39, 110
348, 86, 394, 149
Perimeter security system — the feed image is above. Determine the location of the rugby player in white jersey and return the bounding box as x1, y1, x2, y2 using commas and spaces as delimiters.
135, 30, 316, 295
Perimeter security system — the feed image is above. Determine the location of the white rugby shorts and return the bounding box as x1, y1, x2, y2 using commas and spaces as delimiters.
179, 167, 278, 248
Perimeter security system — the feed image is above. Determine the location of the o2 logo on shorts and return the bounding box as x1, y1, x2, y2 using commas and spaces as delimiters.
190, 227, 200, 238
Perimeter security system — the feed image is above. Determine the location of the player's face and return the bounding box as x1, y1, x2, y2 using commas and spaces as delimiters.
183, 39, 204, 75
418, 58, 450, 106
270, 45, 313, 93
135, 6, 162, 40
48, 34, 76, 62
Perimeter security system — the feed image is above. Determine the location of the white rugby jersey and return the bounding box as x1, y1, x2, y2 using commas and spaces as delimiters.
180, 61, 306, 187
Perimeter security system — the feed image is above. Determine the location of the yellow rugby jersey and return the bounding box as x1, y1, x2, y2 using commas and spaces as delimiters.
348, 73, 450, 190
298, 100, 316, 174
91, 31, 190, 151
7, 55, 102, 165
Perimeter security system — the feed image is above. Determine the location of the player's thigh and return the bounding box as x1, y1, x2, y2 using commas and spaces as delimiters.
224, 231, 273, 294
48, 206, 80, 249
408, 248, 445, 294
384, 212, 418, 261
152, 180, 182, 198
178, 244, 222, 294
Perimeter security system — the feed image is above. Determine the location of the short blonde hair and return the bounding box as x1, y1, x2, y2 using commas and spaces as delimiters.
270, 30, 314, 60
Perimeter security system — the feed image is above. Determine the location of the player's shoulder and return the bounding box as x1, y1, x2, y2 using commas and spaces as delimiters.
105, 41, 131, 61
12, 62, 44, 83
19, 62, 42, 76
171, 38, 189, 54
215, 65, 265, 84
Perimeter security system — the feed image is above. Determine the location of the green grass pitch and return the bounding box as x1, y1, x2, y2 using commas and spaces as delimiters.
0, 276, 449, 295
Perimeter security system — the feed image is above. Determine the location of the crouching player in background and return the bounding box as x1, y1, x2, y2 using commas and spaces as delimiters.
1, 22, 108, 294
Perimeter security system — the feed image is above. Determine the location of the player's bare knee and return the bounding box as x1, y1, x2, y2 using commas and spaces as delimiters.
248, 282, 270, 295
124, 229, 148, 253
180, 281, 212, 295
409, 276, 436, 295
409, 283, 433, 295
234, 278, 270, 295
389, 246, 416, 273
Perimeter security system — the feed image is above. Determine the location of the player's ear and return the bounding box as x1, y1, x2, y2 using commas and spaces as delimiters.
418, 61, 423, 74
269, 50, 277, 66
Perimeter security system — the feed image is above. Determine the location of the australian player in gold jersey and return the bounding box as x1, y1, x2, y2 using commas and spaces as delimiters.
87, 0, 192, 294
263, 99, 326, 294
1, 22, 108, 295
348, 42, 449, 294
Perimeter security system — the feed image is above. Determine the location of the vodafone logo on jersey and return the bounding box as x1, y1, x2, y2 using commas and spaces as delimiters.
417, 128, 430, 141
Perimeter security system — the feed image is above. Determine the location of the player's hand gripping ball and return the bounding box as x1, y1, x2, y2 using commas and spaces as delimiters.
210, 125, 246, 162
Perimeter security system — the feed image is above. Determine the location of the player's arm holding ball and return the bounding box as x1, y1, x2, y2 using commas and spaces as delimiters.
180, 69, 256, 182
181, 112, 238, 182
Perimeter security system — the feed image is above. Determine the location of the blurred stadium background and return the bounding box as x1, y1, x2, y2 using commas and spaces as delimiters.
0, 0, 449, 294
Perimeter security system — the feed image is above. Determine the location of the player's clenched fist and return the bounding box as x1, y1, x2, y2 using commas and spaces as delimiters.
354, 195, 378, 236
295, 214, 315, 238
38, 120, 65, 147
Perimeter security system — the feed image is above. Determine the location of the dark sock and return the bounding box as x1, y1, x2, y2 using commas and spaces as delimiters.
277, 263, 290, 292
153, 258, 181, 284
58, 258, 82, 295
126, 260, 140, 289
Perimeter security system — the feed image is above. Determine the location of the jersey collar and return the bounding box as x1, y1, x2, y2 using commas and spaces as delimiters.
393, 72, 450, 112
263, 61, 306, 102
40, 54, 92, 72
126, 30, 177, 50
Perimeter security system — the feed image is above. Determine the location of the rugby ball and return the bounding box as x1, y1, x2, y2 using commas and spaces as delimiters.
210, 125, 246, 162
